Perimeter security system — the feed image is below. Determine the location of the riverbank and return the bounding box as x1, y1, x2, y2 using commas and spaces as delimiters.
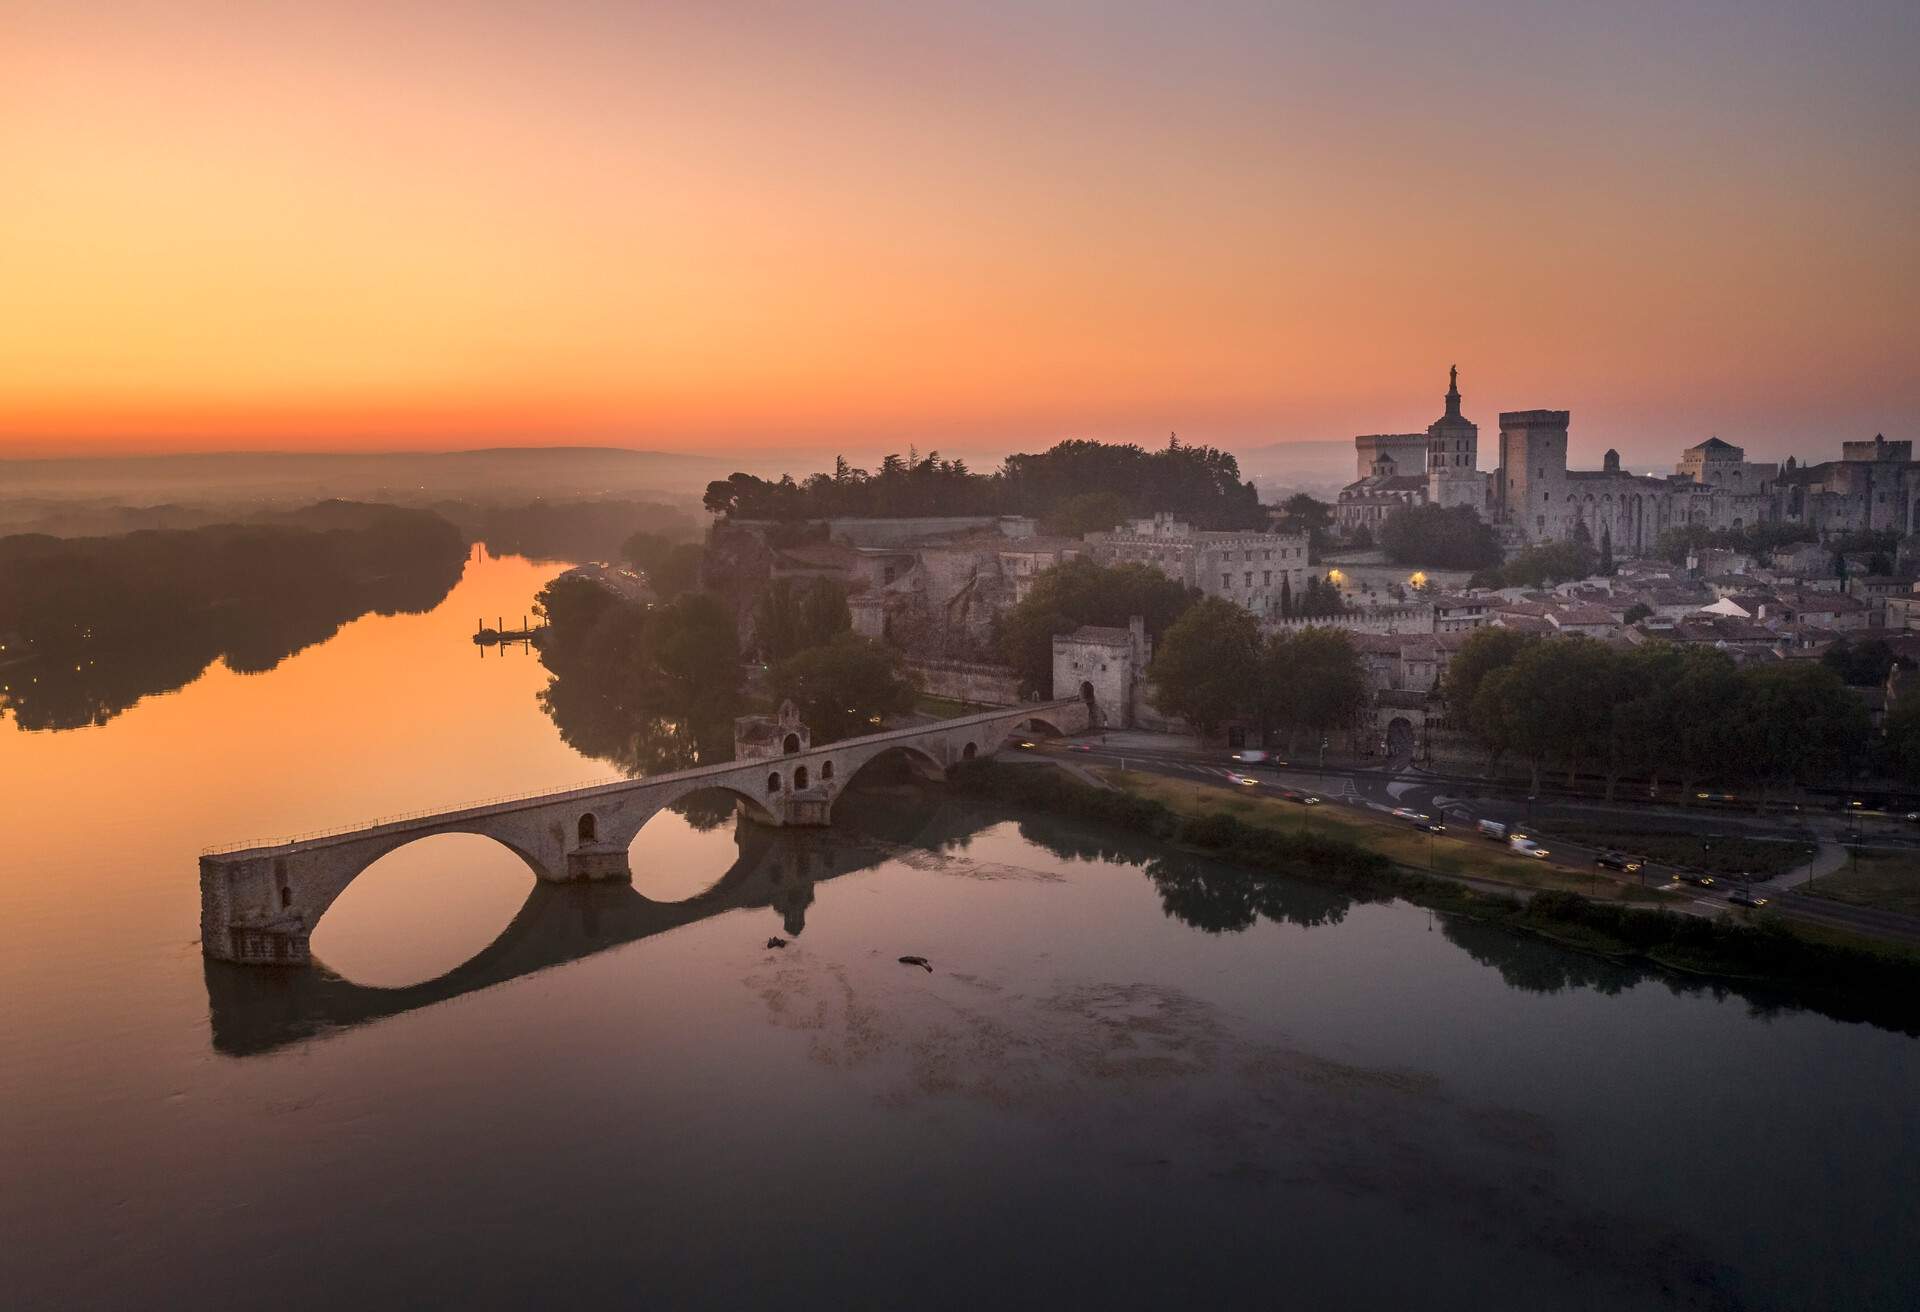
951, 760, 1920, 1033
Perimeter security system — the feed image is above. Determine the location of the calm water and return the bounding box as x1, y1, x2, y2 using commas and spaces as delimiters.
3, 549, 1917, 1310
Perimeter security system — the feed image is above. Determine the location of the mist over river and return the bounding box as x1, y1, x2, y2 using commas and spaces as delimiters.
3, 548, 1915, 1310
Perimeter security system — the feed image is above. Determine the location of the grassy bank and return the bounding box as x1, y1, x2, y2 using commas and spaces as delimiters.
951, 760, 1920, 1030
1806, 848, 1920, 916
1528, 820, 1809, 878
1112, 771, 1674, 902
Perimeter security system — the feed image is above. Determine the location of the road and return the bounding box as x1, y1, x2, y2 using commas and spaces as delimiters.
1012, 730, 1920, 946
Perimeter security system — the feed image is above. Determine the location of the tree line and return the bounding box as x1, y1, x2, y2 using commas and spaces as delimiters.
702, 438, 1265, 530
1442, 628, 1876, 801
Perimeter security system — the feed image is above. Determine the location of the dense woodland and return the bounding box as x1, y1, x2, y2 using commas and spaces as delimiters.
702, 439, 1266, 530
0, 502, 466, 731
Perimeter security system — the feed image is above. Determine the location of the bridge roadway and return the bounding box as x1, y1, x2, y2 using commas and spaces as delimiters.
199, 700, 1085, 966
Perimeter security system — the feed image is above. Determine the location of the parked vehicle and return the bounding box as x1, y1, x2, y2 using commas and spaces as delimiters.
1509, 836, 1550, 859
1476, 819, 1509, 842
1594, 850, 1642, 873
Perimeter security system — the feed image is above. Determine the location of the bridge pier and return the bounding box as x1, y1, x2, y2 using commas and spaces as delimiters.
565, 844, 633, 881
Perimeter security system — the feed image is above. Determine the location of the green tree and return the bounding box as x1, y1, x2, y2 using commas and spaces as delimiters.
1271, 493, 1335, 552
996, 557, 1196, 695
750, 576, 851, 662
1146, 597, 1261, 736
1882, 685, 1920, 787
1440, 627, 1536, 728
1263, 627, 1368, 754
770, 633, 919, 742
1821, 638, 1904, 687
1735, 663, 1869, 808
622, 531, 705, 599
1379, 504, 1501, 570
1040, 490, 1133, 537
1667, 648, 1744, 803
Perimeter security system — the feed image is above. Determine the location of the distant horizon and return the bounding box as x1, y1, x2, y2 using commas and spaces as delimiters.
2, 422, 1893, 483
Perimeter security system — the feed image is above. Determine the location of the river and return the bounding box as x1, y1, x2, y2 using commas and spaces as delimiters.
2, 547, 1915, 1310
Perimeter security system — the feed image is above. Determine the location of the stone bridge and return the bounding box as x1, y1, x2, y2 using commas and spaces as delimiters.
199, 700, 1086, 965
204, 794, 992, 1056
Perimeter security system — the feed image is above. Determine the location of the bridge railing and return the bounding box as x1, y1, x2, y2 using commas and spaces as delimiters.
201, 775, 631, 856
201, 700, 1081, 859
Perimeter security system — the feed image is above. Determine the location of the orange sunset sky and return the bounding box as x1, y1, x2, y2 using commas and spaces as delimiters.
3, 1, 1916, 462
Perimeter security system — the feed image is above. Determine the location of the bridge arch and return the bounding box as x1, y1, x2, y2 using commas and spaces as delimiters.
840, 742, 947, 789
307, 829, 545, 983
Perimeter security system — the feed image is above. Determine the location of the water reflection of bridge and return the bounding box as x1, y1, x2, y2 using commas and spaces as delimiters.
203, 792, 991, 1057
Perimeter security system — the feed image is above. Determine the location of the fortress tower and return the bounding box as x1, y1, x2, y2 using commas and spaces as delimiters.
1496, 410, 1571, 542
1426, 365, 1484, 510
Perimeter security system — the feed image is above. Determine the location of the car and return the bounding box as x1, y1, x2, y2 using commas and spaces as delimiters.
1232, 750, 1287, 769
1476, 819, 1509, 842
1906, 811, 1919, 823
1069, 744, 1093, 753
1390, 807, 1431, 823
1509, 837, 1550, 859
1230, 773, 1259, 787
1727, 889, 1770, 908
1278, 790, 1322, 805
1594, 851, 1643, 873
1413, 821, 1447, 834
1678, 871, 1717, 887
1695, 791, 1736, 803
1015, 740, 1036, 750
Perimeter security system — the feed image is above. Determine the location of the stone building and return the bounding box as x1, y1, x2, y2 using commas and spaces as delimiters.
1341, 368, 1918, 552
1337, 368, 1491, 534
1086, 513, 1310, 619
1052, 617, 1152, 730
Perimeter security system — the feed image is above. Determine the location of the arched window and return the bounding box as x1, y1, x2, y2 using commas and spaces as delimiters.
794, 765, 810, 790
767, 772, 782, 794
821, 761, 834, 780
962, 742, 978, 761
577, 812, 597, 844
782, 733, 801, 754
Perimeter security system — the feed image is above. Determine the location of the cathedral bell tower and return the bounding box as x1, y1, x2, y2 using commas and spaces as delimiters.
1426, 365, 1483, 510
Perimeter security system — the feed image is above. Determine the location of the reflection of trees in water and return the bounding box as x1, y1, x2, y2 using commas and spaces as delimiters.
533, 576, 738, 778
0, 506, 465, 731
535, 666, 729, 778
1440, 917, 1644, 997
1146, 852, 1355, 934
996, 807, 1358, 935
